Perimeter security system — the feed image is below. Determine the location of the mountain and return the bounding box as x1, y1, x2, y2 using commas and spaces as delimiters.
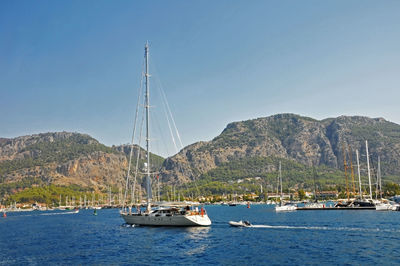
161, 114, 400, 188
2, 114, 400, 201
0, 132, 164, 199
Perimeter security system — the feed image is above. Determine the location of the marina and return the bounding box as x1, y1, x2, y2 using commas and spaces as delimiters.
1, 1, 400, 265
296, 206, 376, 210
2, 204, 400, 265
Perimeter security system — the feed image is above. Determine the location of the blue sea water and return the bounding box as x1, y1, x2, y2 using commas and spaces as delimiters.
1, 205, 400, 265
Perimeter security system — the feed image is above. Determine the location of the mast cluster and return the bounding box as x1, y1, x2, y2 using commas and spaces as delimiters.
341, 140, 383, 200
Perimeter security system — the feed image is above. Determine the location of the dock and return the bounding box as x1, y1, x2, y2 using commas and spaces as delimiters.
296, 206, 376, 210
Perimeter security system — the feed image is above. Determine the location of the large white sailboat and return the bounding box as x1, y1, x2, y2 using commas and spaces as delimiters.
120, 43, 211, 226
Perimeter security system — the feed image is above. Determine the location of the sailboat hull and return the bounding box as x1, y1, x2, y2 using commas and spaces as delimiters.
121, 213, 211, 226
275, 205, 296, 212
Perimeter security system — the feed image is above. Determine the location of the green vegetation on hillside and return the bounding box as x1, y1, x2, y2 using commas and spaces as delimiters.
177, 156, 399, 197
0, 177, 41, 199
0, 134, 116, 176
5, 184, 99, 206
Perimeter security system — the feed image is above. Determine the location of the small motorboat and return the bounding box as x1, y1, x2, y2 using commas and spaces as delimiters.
229, 220, 252, 227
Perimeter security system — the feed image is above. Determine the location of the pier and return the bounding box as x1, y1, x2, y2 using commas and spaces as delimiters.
296, 206, 376, 210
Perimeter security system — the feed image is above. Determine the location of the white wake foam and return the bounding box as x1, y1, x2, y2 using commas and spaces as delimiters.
40, 211, 79, 216
250, 224, 398, 233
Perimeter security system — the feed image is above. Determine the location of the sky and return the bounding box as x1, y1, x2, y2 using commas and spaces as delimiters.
1, 0, 400, 157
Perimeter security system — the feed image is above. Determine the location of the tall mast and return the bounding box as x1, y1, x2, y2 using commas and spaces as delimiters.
366, 140, 373, 199
348, 145, 356, 195
279, 161, 282, 198
356, 150, 363, 199
158, 175, 160, 202
378, 156, 382, 199
342, 144, 349, 200
276, 167, 279, 196
313, 167, 318, 202
145, 42, 152, 212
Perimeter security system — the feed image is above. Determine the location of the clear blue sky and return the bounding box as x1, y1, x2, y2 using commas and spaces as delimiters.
1, 1, 400, 157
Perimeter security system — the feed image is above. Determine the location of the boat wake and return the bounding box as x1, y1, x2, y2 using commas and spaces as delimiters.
250, 224, 400, 233
121, 223, 136, 228
40, 211, 79, 216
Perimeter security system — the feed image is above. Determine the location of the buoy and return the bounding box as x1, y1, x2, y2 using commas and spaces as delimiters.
247, 202, 250, 208
3, 212, 6, 218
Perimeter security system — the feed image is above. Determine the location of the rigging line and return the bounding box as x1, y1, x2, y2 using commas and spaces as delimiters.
152, 58, 184, 150
163, 101, 179, 153
132, 106, 147, 205
159, 85, 184, 150
185, 166, 201, 199
152, 57, 198, 197
151, 70, 179, 153
151, 107, 171, 157
122, 59, 145, 211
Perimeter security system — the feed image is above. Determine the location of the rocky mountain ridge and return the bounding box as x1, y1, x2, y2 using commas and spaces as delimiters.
2, 114, 400, 197
161, 114, 400, 184
0, 132, 163, 196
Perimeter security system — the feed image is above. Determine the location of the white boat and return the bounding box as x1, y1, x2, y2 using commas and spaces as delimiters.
120, 43, 211, 227
275, 161, 296, 212
229, 220, 252, 227
123, 205, 211, 226
375, 199, 398, 211
375, 202, 393, 211
374, 156, 395, 211
275, 204, 297, 212
304, 202, 325, 208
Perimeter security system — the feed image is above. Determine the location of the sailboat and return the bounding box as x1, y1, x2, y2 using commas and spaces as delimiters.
275, 161, 296, 212
374, 156, 397, 211
120, 43, 211, 226
304, 168, 324, 208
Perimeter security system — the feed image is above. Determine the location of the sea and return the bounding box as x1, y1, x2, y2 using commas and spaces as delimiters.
1, 204, 400, 265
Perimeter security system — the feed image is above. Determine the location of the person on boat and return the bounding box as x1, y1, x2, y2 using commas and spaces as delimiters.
185, 205, 191, 215
243, 221, 251, 226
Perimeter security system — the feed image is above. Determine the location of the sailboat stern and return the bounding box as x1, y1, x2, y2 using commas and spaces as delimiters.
184, 214, 212, 226
121, 212, 211, 226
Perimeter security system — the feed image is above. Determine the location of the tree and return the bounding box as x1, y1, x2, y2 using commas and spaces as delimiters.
298, 189, 306, 200
383, 182, 400, 197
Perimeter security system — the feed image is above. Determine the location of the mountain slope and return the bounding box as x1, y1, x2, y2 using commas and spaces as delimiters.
0, 132, 164, 198
161, 114, 400, 185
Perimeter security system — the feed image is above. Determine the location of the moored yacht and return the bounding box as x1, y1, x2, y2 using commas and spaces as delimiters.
122, 204, 211, 226
120, 43, 211, 227
275, 203, 297, 212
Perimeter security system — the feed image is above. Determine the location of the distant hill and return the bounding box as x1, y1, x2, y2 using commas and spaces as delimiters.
0, 132, 164, 200
161, 114, 400, 193
2, 114, 400, 201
